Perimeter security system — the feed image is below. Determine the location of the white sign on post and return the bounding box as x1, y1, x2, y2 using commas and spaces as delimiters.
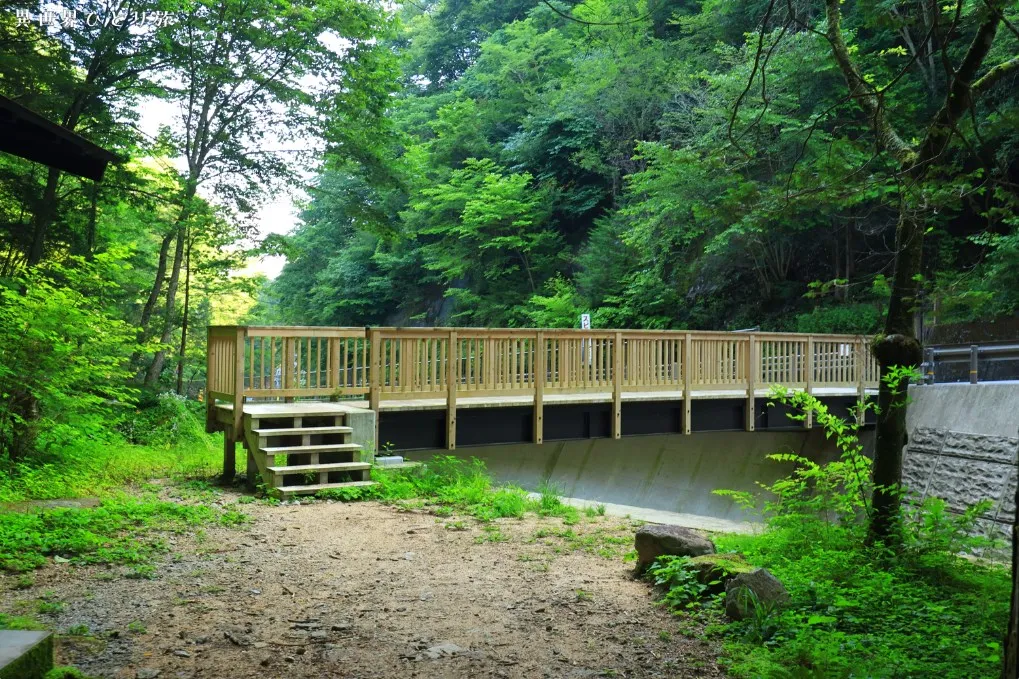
580, 314, 592, 365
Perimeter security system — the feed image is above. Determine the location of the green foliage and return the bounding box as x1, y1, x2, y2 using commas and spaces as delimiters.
0, 258, 140, 459
647, 556, 716, 611
315, 455, 580, 524
795, 303, 882, 335
0, 496, 245, 573
704, 386, 1011, 676
715, 528, 1010, 678
118, 393, 212, 448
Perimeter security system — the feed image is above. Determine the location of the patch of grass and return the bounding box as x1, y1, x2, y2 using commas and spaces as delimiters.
713, 526, 1010, 678
45, 668, 99, 679
317, 456, 583, 526
65, 624, 90, 636
529, 524, 632, 559
0, 496, 246, 573
0, 436, 222, 505
126, 620, 146, 634
0, 612, 45, 630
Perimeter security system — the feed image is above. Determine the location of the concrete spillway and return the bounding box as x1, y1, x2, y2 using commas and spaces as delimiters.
416, 428, 852, 524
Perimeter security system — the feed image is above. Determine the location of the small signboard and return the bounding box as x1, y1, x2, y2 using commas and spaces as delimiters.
580, 313, 591, 329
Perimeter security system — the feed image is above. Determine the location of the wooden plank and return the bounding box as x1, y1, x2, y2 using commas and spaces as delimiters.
534, 331, 545, 444
447, 330, 457, 450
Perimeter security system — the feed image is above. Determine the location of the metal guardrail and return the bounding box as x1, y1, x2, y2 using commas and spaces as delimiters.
921, 342, 1019, 384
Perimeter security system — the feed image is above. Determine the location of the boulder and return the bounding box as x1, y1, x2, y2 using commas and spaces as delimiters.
724, 568, 790, 620
686, 553, 754, 592
634, 524, 715, 571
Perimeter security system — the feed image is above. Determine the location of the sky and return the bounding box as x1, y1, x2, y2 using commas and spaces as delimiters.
136, 98, 303, 281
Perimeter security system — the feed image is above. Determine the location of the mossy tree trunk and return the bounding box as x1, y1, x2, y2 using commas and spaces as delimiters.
821, 0, 1017, 545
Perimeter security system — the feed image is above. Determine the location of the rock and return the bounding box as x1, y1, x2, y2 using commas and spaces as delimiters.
724, 568, 790, 620
137, 670, 162, 679
634, 524, 715, 570
331, 622, 352, 631
173, 649, 191, 657
422, 641, 466, 659
686, 553, 754, 591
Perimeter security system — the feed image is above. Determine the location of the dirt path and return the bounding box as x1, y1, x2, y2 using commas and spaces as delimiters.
6, 498, 724, 678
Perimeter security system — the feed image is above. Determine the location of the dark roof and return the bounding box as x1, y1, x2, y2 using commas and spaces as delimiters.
0, 95, 121, 181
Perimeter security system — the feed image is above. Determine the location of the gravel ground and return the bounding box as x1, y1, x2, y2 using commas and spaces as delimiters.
3, 496, 724, 678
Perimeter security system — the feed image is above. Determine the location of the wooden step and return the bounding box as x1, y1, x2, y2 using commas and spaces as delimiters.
267, 462, 371, 474
260, 443, 361, 456
253, 426, 352, 436
277, 480, 377, 496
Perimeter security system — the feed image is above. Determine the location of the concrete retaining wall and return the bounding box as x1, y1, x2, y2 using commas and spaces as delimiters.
903, 383, 1019, 542
418, 429, 849, 522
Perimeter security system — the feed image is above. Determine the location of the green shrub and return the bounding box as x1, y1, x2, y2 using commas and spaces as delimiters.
118, 393, 211, 448
704, 386, 1011, 678
0, 257, 140, 461
794, 303, 881, 334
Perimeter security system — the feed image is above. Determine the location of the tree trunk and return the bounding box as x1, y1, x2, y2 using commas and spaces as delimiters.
144, 225, 186, 388
27, 167, 61, 266
175, 230, 192, 395
868, 206, 924, 544
140, 232, 174, 330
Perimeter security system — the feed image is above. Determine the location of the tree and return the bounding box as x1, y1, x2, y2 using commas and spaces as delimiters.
141, 0, 394, 386
810, 0, 1019, 543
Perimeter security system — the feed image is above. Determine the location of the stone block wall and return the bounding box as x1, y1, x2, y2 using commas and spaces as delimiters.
902, 427, 1017, 545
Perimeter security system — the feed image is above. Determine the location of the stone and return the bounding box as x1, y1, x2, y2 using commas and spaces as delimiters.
422, 642, 466, 659
686, 553, 754, 592
0, 630, 53, 679
634, 524, 715, 571
724, 568, 790, 621
136, 670, 162, 679
172, 650, 191, 657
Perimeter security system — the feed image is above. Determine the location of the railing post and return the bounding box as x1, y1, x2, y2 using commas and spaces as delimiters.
745, 334, 756, 432
224, 327, 245, 482
856, 338, 867, 423
612, 331, 622, 439
205, 326, 216, 434
970, 344, 979, 384
369, 328, 381, 453
804, 335, 814, 429
329, 337, 340, 398
283, 335, 295, 403
923, 346, 935, 384
534, 331, 545, 444
683, 333, 692, 435
447, 330, 458, 449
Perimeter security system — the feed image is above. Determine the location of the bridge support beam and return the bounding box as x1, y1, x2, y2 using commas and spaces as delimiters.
534, 332, 544, 444
745, 334, 756, 432
683, 333, 692, 434
804, 335, 814, 429
447, 330, 457, 450
612, 332, 622, 439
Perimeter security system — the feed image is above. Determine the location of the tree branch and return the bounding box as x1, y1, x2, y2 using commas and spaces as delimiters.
823, 0, 915, 164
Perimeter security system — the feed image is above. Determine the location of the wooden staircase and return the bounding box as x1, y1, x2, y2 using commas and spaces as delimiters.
240, 408, 375, 497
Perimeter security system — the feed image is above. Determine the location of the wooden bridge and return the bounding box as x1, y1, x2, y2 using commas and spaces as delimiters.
206, 326, 879, 497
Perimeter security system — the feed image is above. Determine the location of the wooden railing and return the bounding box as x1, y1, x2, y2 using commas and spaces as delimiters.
208, 326, 880, 447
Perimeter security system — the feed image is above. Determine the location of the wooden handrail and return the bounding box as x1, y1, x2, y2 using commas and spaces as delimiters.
207, 325, 880, 449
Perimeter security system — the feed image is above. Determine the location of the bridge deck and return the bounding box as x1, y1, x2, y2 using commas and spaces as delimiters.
217, 385, 874, 417
208, 325, 880, 451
